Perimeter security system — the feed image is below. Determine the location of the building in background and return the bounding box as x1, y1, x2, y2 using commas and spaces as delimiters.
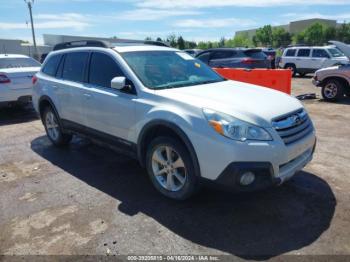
0, 34, 132, 60
0, 38, 51, 59
236, 18, 340, 39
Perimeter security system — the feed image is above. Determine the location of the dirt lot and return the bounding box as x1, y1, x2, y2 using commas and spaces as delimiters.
0, 77, 349, 259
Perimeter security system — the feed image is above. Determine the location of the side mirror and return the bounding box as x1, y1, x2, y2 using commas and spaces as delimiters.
111, 76, 126, 90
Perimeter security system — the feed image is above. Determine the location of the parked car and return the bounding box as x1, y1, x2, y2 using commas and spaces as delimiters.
0, 54, 41, 107
279, 45, 349, 77
195, 48, 271, 69
184, 49, 202, 57
313, 64, 350, 101
262, 48, 276, 69
32, 40, 316, 200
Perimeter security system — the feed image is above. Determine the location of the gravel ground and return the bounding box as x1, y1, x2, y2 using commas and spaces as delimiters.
0, 77, 349, 260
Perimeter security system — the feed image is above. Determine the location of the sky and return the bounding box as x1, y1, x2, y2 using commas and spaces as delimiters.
0, 0, 350, 44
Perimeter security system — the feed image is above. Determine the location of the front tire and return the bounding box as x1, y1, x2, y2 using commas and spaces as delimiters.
43, 106, 72, 146
146, 137, 199, 200
321, 79, 345, 101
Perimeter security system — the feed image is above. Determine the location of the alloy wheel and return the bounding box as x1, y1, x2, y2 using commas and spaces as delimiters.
45, 111, 60, 141
324, 83, 338, 99
151, 145, 187, 192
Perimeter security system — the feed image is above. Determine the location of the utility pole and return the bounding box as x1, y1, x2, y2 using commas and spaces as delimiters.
24, 0, 38, 59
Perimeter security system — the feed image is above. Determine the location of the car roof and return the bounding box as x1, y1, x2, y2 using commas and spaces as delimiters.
0, 54, 31, 59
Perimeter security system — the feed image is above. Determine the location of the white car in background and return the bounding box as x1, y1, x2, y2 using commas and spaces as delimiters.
0, 54, 41, 107
279, 45, 349, 77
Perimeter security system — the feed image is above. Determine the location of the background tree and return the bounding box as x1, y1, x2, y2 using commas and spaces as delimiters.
167, 34, 177, 48
303, 23, 326, 45
336, 23, 350, 43
226, 34, 253, 47
177, 36, 185, 49
272, 27, 291, 47
255, 25, 273, 46
218, 37, 226, 47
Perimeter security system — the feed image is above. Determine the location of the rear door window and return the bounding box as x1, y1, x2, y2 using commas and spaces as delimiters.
297, 49, 311, 57
312, 49, 329, 58
88, 52, 124, 88
62, 52, 89, 82
285, 49, 296, 57
42, 54, 62, 77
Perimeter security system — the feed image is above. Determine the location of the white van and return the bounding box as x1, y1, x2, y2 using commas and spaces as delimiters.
279, 45, 349, 77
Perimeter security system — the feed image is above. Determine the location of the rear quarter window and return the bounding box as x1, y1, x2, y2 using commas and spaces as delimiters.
42, 54, 62, 77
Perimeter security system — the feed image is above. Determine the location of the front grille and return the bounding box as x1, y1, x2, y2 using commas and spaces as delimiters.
272, 109, 313, 145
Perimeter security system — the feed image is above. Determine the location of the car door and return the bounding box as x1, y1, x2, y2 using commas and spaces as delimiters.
82, 51, 136, 141
296, 48, 312, 70
311, 49, 330, 69
54, 51, 89, 125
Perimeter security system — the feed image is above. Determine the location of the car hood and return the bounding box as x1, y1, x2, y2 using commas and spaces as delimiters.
156, 80, 303, 127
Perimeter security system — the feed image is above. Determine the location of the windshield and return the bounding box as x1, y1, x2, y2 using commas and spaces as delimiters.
121, 51, 225, 90
0, 57, 41, 69
328, 48, 345, 58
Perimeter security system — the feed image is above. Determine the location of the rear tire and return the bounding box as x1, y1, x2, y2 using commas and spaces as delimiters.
285, 64, 297, 77
146, 136, 199, 200
42, 106, 72, 146
321, 79, 345, 102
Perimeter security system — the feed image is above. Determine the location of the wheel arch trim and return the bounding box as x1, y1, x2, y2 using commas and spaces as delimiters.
38, 95, 61, 124
137, 120, 201, 178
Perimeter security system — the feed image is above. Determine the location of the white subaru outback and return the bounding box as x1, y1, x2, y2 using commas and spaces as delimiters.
32, 41, 316, 200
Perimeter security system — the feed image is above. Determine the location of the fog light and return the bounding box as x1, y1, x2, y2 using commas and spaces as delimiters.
240, 172, 255, 186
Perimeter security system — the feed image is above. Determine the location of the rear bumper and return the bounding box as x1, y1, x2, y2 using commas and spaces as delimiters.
205, 138, 316, 192
0, 87, 32, 103
0, 95, 32, 107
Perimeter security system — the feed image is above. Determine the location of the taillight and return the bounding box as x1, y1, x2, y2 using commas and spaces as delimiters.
0, 74, 10, 84
32, 75, 38, 85
242, 58, 257, 65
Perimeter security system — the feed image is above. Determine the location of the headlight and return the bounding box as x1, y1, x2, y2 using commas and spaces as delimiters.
203, 108, 272, 141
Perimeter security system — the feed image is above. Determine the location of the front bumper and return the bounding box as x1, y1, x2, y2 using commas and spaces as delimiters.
208, 139, 316, 192
312, 78, 321, 87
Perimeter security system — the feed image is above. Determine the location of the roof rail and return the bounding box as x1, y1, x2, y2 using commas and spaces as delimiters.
53, 39, 169, 51
53, 40, 110, 51
111, 39, 169, 47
